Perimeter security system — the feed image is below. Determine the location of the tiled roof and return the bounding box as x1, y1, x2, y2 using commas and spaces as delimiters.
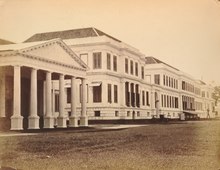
0, 39, 15, 45
145, 56, 179, 71
24, 27, 121, 43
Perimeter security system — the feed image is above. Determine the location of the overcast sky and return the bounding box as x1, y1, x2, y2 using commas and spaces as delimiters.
0, 0, 220, 84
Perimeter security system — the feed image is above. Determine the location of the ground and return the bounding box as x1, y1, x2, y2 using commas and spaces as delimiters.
0, 120, 220, 170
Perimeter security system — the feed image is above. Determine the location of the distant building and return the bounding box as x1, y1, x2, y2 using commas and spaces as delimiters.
0, 38, 15, 45
0, 28, 216, 130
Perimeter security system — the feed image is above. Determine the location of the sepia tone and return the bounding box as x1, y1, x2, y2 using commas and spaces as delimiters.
0, 0, 220, 170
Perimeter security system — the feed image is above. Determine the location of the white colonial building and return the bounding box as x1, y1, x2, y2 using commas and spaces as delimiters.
0, 27, 216, 130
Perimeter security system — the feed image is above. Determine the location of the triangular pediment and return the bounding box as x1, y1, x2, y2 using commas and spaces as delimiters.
19, 39, 87, 70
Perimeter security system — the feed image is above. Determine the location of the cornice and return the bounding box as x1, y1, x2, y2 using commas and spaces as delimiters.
18, 52, 86, 72
69, 41, 145, 61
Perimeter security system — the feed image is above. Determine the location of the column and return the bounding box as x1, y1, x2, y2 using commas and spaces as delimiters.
139, 88, 142, 107
11, 65, 23, 130
133, 84, 136, 107
28, 68, 39, 129
57, 74, 67, 128
80, 78, 88, 126
120, 79, 125, 107
179, 94, 182, 111
127, 82, 130, 107
0, 71, 5, 117
69, 77, 78, 127
151, 90, 155, 116
130, 83, 133, 107
44, 71, 54, 128
120, 79, 126, 118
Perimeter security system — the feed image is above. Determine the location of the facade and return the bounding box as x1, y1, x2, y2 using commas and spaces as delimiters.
144, 57, 215, 119
0, 28, 216, 130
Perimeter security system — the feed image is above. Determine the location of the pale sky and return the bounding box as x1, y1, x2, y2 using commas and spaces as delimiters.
0, 0, 220, 84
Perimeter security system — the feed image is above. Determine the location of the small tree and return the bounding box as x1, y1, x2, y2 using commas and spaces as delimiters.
212, 86, 220, 106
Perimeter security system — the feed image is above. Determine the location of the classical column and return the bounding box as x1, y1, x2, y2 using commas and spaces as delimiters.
44, 71, 54, 128
28, 68, 40, 129
127, 82, 130, 107
80, 78, 88, 126
69, 76, 78, 127
11, 65, 23, 130
120, 79, 125, 106
57, 74, 67, 128
0, 71, 6, 117
151, 90, 155, 116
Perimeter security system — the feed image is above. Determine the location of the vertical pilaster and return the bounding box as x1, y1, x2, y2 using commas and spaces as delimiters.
80, 78, 88, 126
0, 71, 5, 117
28, 68, 39, 129
120, 79, 125, 107
44, 71, 54, 128
11, 65, 23, 130
69, 77, 78, 127
57, 74, 67, 128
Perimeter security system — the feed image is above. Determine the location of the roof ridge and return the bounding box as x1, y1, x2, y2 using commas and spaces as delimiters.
92, 27, 99, 36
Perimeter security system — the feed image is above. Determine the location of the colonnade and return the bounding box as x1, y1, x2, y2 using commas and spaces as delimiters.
125, 82, 140, 108
10, 65, 87, 130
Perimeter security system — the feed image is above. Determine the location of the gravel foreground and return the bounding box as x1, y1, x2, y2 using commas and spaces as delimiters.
0, 120, 220, 170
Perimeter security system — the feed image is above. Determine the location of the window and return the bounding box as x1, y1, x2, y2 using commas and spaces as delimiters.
80, 54, 88, 65
164, 95, 166, 107
163, 75, 165, 85
141, 66, 144, 79
137, 111, 140, 117
154, 74, 160, 85
169, 77, 171, 87
161, 94, 163, 107
93, 52, 102, 69
146, 91, 149, 106
67, 88, 71, 103
114, 85, 118, 103
176, 80, 178, 89
125, 58, 128, 73
125, 82, 130, 107
94, 111, 100, 117
172, 97, 174, 108
107, 53, 111, 70
135, 62, 138, 76
166, 76, 168, 86
115, 111, 119, 117
170, 96, 172, 108
107, 84, 112, 103
130, 60, 133, 75
113, 55, 117, 71
175, 97, 179, 108
55, 93, 59, 112
93, 85, 102, 103
142, 91, 145, 106
171, 78, 173, 88
182, 81, 186, 90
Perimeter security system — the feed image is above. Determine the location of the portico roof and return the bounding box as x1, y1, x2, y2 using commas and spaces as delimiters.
0, 39, 88, 77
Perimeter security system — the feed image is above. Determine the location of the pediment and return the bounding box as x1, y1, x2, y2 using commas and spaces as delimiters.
19, 39, 87, 70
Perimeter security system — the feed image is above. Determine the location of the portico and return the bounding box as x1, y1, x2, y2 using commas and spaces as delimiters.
0, 39, 88, 130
